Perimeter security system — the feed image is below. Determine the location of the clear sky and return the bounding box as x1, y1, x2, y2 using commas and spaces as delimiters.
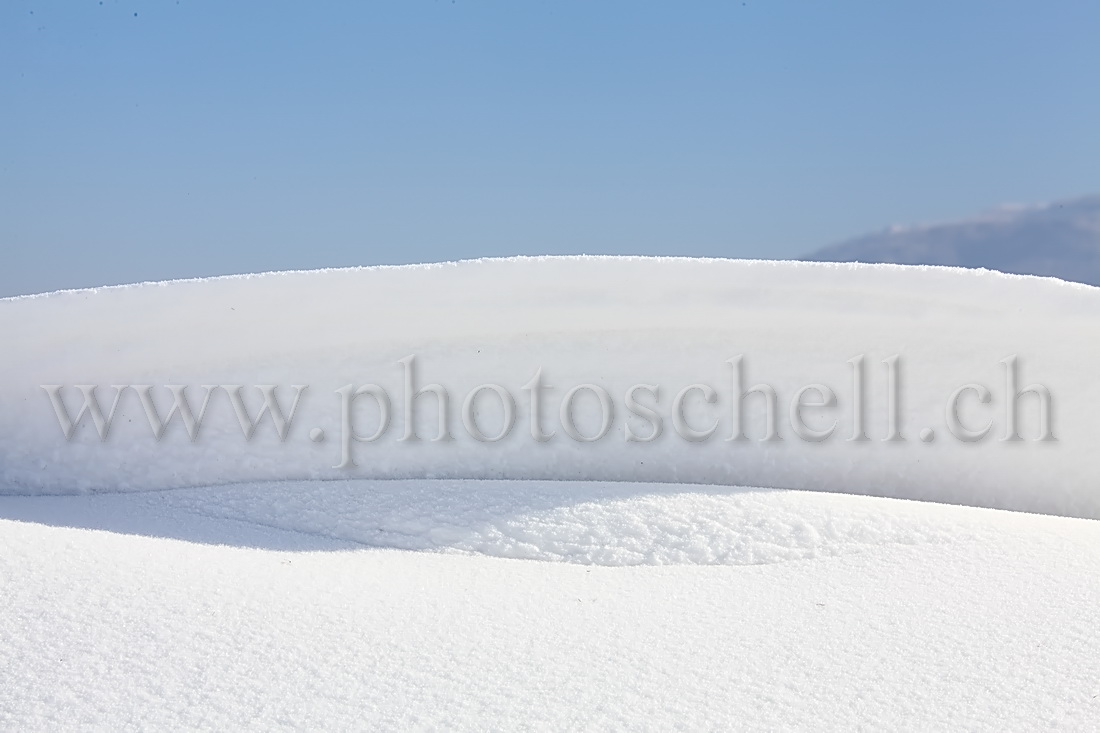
3, 1, 1098, 296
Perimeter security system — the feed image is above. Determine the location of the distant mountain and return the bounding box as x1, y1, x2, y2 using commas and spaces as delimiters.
803, 195, 1100, 287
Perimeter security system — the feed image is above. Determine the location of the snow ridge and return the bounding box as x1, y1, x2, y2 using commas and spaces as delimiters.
2, 257, 1098, 518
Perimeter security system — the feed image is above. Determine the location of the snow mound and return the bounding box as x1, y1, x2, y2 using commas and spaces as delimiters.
3, 486, 1100, 730
1, 480, 983, 566
147, 480, 987, 565
2, 257, 1099, 518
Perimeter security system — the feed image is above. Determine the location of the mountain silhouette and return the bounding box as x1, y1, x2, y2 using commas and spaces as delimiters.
804, 195, 1100, 287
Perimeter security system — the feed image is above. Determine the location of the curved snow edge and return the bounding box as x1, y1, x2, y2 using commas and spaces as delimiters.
2, 257, 1098, 518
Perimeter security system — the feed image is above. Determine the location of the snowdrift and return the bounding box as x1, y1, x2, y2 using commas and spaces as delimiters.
0, 478, 1022, 565
6, 492, 1100, 730
2, 256, 1098, 518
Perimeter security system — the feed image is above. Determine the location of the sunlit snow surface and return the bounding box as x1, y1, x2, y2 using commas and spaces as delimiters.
3, 256, 1099, 517
3, 258, 1100, 729
2, 482, 1100, 730
0, 479, 994, 564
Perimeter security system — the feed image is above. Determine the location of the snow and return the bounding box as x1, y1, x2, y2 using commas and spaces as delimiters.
3, 483, 1100, 730
3, 256, 1099, 517
3, 257, 1100, 729
0, 478, 1004, 565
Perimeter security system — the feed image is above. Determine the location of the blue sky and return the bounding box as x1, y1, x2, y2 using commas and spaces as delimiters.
3, 1, 1098, 296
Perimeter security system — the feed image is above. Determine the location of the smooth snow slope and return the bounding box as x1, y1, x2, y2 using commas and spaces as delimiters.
2, 257, 1099, 517
3, 484, 1100, 730
4, 258, 1100, 730
0, 479, 997, 565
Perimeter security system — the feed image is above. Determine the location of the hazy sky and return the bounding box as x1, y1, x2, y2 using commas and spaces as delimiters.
3, 1, 1098, 296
